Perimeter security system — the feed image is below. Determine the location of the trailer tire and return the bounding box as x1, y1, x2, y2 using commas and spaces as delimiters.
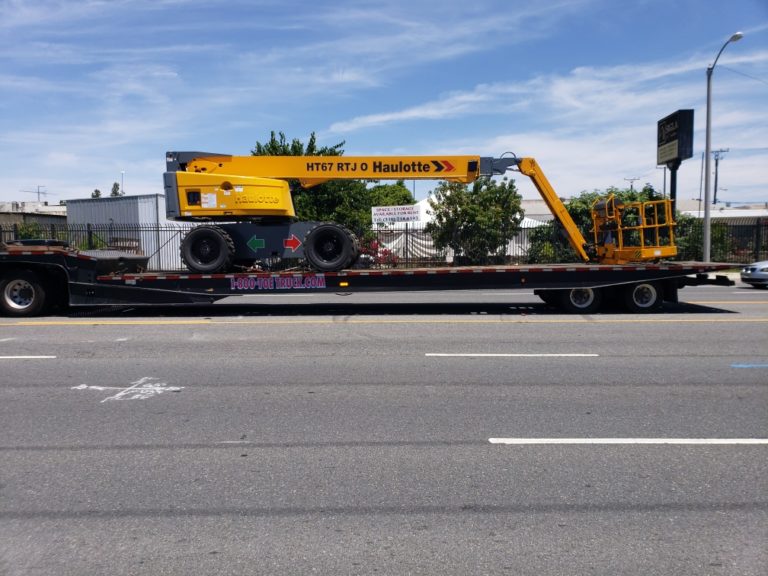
623, 282, 663, 312
304, 223, 358, 272
0, 270, 47, 317
181, 226, 235, 273
558, 287, 603, 314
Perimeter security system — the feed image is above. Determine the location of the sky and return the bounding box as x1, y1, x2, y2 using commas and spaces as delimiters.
1, 0, 767, 210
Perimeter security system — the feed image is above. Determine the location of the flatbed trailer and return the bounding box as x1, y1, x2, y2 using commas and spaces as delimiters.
0, 243, 734, 316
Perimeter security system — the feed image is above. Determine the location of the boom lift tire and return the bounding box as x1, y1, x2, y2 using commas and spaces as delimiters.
0, 269, 47, 317
181, 226, 235, 274
558, 287, 603, 314
622, 282, 663, 313
304, 223, 359, 272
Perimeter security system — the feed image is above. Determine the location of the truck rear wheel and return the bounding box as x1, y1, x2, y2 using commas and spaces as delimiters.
0, 270, 47, 317
623, 282, 663, 312
558, 287, 603, 314
181, 226, 235, 273
304, 223, 358, 272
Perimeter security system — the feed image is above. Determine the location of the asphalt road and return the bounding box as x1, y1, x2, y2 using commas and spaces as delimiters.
1, 284, 767, 575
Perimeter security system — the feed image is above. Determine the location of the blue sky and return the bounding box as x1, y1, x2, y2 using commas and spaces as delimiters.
1, 0, 766, 208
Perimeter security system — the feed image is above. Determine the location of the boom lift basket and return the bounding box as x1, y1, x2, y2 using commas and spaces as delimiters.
591, 195, 677, 264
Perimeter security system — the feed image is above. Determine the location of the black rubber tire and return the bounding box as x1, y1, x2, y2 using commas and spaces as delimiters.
0, 270, 47, 317
181, 226, 235, 273
623, 282, 663, 312
558, 287, 603, 314
304, 223, 358, 272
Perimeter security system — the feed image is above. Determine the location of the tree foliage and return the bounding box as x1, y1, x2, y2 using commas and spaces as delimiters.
674, 213, 730, 261
251, 131, 415, 233
91, 189, 102, 198
252, 130, 344, 157
110, 182, 123, 197
425, 177, 523, 265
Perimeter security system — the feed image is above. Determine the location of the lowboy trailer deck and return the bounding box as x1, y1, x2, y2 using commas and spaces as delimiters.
0, 242, 734, 316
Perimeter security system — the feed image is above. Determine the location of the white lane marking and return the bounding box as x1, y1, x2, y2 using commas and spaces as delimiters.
0, 338, 17, 342
0, 355, 56, 359
426, 353, 599, 358
489, 438, 768, 445
72, 377, 183, 402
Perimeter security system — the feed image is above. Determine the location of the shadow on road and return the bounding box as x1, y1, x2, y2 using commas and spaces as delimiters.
65, 300, 737, 318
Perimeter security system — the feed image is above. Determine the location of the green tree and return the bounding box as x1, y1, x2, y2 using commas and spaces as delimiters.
674, 214, 731, 261
91, 189, 102, 198
251, 131, 415, 233
110, 182, 123, 197
16, 222, 44, 240
425, 177, 523, 265
252, 130, 344, 157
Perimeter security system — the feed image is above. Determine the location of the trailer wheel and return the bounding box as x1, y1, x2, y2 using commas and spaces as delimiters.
181, 226, 235, 273
623, 282, 663, 312
0, 270, 47, 317
558, 287, 603, 314
304, 223, 358, 272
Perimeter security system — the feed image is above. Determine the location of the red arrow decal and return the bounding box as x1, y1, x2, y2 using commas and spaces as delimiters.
283, 234, 302, 252
442, 160, 455, 172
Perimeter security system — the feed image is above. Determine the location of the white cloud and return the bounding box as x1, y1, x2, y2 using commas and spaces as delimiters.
324, 47, 768, 202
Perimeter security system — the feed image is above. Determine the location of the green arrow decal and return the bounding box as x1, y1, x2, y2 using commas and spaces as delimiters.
247, 236, 266, 252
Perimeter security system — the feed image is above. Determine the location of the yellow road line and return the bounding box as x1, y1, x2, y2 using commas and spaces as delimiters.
688, 301, 768, 305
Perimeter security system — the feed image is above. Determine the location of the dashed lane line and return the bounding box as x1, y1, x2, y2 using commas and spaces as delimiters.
0, 356, 56, 359
489, 438, 768, 445
426, 353, 599, 358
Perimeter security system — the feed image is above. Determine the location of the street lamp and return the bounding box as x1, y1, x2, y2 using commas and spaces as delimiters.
703, 31, 743, 262
121, 171, 125, 196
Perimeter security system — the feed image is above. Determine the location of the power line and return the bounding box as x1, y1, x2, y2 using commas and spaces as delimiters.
719, 65, 768, 86
712, 149, 729, 205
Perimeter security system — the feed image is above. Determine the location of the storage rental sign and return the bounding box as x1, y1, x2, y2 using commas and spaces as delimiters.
371, 204, 421, 224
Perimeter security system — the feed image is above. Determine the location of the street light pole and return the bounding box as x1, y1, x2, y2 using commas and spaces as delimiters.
703, 31, 743, 262
121, 171, 125, 195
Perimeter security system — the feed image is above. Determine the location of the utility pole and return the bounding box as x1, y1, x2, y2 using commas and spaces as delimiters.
624, 177, 640, 192
711, 148, 729, 205
656, 166, 667, 197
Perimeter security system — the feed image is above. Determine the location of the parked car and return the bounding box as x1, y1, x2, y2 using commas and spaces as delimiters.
741, 260, 768, 288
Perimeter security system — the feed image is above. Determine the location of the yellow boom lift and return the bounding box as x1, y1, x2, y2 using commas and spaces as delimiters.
164, 152, 676, 273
